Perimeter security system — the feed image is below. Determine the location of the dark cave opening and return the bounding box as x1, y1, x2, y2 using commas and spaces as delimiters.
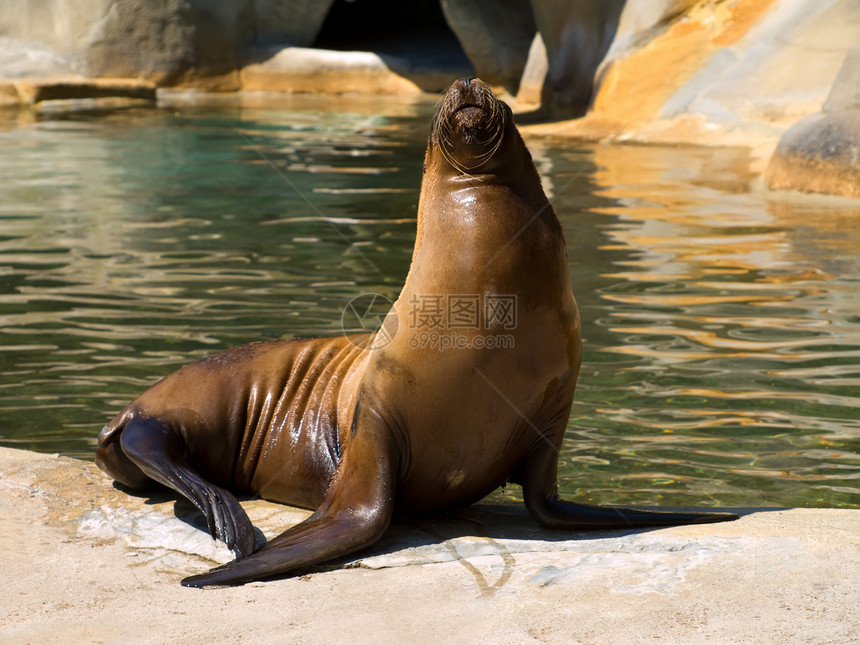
313, 0, 472, 72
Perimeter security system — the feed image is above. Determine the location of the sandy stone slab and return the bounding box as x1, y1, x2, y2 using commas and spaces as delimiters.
0, 77, 157, 109
0, 447, 856, 644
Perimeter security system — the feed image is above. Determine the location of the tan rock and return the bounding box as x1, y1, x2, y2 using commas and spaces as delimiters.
591, 0, 777, 125
0, 81, 20, 107
765, 111, 860, 199
522, 0, 860, 187
0, 77, 157, 111
11, 77, 156, 104
765, 42, 860, 198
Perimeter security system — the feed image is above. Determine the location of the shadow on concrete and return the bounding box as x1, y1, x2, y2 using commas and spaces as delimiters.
134, 486, 790, 583
373, 503, 787, 553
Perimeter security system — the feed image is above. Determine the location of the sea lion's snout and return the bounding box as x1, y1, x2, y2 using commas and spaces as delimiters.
447, 77, 491, 116
433, 77, 508, 173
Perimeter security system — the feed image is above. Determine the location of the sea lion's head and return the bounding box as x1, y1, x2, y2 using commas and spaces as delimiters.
419, 77, 553, 228
429, 77, 514, 175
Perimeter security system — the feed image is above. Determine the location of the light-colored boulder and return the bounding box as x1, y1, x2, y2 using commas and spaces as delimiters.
242, 47, 418, 95
0, 0, 338, 88
766, 45, 860, 198
656, 1, 860, 128
589, 0, 778, 127
240, 46, 458, 95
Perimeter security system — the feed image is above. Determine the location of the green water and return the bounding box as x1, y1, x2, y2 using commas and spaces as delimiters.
1, 98, 858, 509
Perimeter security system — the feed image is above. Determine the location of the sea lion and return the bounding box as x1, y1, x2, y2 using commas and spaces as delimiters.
95, 77, 737, 588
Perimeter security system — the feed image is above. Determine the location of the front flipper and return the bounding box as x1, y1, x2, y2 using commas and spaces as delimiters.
182, 406, 398, 587
521, 429, 738, 530
119, 418, 257, 558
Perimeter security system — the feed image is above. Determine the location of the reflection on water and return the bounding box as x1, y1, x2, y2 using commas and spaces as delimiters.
0, 101, 858, 509
543, 144, 860, 509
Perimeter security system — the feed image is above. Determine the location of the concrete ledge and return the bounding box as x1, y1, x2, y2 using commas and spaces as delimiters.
1, 446, 856, 643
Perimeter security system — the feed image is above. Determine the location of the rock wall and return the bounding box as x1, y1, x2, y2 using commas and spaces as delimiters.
524, 0, 860, 184
530, 0, 626, 117
440, 0, 535, 95
2, 1, 857, 118
588, 1, 859, 131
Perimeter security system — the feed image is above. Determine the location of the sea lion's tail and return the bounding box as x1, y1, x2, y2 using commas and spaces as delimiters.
96, 408, 133, 451
94, 408, 154, 489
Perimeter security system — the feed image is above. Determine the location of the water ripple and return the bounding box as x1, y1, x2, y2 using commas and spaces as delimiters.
1, 109, 858, 509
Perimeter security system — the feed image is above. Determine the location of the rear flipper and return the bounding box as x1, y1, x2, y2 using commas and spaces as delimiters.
98, 417, 257, 559
521, 431, 739, 530
526, 495, 738, 530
